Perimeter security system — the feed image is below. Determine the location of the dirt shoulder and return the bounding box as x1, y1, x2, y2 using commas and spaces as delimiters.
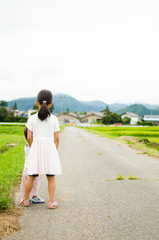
117, 136, 159, 159
0, 208, 23, 240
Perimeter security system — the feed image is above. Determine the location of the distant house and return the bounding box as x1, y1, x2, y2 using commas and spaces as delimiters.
80, 111, 104, 123
56, 112, 78, 123
5, 107, 14, 113
23, 112, 28, 118
28, 110, 38, 118
143, 115, 159, 124
14, 110, 25, 117
121, 112, 140, 125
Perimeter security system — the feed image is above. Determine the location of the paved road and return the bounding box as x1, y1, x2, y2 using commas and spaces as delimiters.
5, 127, 159, 240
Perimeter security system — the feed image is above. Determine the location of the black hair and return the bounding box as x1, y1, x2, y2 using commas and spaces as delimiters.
24, 127, 27, 140
37, 89, 53, 121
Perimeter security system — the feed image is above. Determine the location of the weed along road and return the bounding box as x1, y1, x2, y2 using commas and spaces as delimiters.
6, 127, 159, 240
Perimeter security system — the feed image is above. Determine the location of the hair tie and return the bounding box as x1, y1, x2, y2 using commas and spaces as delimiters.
43, 101, 47, 104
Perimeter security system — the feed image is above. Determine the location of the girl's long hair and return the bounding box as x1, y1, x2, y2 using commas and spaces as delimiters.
37, 89, 53, 121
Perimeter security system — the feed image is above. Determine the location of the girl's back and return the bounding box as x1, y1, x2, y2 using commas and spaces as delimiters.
27, 113, 60, 139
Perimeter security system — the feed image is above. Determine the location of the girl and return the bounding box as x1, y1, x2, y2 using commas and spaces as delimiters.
20, 89, 62, 209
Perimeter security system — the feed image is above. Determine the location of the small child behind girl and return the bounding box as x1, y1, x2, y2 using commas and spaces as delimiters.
20, 127, 44, 203
20, 89, 62, 209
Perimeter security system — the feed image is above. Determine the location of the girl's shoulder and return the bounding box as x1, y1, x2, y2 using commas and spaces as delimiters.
49, 114, 59, 123
28, 113, 38, 121
50, 114, 58, 120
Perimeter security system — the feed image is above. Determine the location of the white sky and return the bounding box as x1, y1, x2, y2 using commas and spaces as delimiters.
0, 0, 159, 104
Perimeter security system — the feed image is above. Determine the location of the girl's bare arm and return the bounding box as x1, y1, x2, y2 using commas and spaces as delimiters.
54, 131, 59, 149
27, 129, 33, 147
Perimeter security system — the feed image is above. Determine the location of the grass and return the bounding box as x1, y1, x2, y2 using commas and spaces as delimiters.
104, 174, 158, 181
116, 174, 125, 180
60, 124, 66, 132
0, 125, 26, 211
79, 126, 159, 158
128, 175, 140, 180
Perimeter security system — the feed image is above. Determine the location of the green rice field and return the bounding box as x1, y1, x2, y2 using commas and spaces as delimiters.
80, 126, 159, 143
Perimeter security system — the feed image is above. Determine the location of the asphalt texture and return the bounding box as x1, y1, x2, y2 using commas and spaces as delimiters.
5, 127, 159, 240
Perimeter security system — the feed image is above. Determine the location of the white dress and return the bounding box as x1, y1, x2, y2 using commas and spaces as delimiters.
26, 113, 62, 175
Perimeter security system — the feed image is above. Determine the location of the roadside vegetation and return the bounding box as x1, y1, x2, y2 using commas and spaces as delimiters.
0, 125, 26, 211
80, 126, 159, 158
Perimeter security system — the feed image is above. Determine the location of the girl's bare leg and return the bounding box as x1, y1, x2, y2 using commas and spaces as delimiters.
47, 176, 56, 203
24, 176, 36, 201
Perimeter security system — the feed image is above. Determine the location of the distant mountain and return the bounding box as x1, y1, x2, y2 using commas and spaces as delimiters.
109, 103, 128, 112
81, 100, 108, 110
115, 104, 159, 116
8, 97, 36, 111
8, 94, 107, 113
142, 104, 159, 110
6, 95, 159, 116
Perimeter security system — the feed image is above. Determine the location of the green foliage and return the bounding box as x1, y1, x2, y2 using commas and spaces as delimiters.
31, 111, 38, 115
110, 113, 122, 124
12, 102, 17, 110
102, 106, 112, 124
0, 125, 25, 210
139, 138, 159, 150
0, 107, 27, 123
0, 100, 8, 107
59, 124, 66, 132
137, 121, 154, 126
102, 107, 122, 124
0, 143, 9, 153
49, 104, 54, 113
128, 175, 140, 180
0, 107, 8, 121
122, 116, 131, 124
4, 116, 27, 123
66, 108, 70, 113
116, 174, 125, 180
33, 104, 38, 110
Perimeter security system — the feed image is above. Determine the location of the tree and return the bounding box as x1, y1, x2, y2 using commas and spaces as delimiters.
0, 107, 8, 121
12, 102, 17, 110
102, 106, 112, 124
50, 104, 54, 113
122, 117, 131, 124
0, 100, 8, 107
33, 104, 38, 110
66, 108, 70, 113
110, 113, 122, 124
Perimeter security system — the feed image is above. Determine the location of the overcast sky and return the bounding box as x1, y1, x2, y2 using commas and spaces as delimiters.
0, 0, 159, 104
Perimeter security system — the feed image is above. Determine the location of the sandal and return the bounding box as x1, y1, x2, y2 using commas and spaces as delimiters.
20, 198, 29, 207
48, 201, 58, 209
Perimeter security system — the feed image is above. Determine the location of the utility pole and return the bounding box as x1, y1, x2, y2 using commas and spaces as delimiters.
61, 96, 65, 122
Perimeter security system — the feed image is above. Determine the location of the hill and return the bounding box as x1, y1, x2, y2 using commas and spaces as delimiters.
142, 104, 159, 110
115, 104, 159, 116
8, 97, 36, 111
109, 103, 128, 112
6, 95, 159, 116
8, 94, 107, 113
